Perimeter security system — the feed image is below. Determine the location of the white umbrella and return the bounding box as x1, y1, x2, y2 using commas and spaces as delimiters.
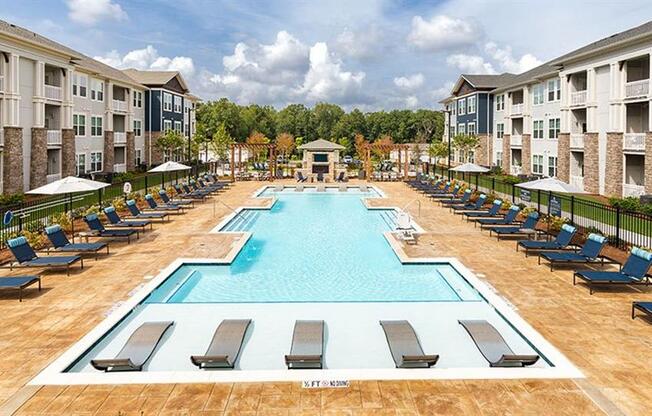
516, 177, 586, 194
450, 162, 490, 173
27, 176, 110, 241
147, 161, 191, 172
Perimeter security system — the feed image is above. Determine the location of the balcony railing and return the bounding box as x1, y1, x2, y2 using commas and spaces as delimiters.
570, 175, 584, 191
0, 75, 4, 93
510, 135, 522, 147
44, 84, 62, 101
570, 133, 584, 149
46, 173, 62, 184
46, 130, 62, 146
510, 165, 523, 176
623, 133, 646, 151
570, 90, 587, 106
113, 99, 128, 112
511, 103, 524, 115
113, 163, 127, 173
625, 79, 649, 99
623, 183, 645, 197
114, 132, 127, 144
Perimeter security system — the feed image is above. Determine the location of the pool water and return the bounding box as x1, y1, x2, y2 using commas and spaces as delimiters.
146, 191, 480, 303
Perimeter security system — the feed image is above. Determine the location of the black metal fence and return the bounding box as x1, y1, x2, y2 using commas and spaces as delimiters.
434, 166, 652, 250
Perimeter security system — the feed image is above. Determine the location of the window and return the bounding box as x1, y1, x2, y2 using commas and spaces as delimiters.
174, 96, 182, 113
496, 123, 504, 139
467, 122, 476, 136
135, 149, 142, 167
174, 121, 182, 133
468, 151, 474, 163
450, 126, 455, 137
457, 123, 466, 135
548, 156, 558, 177
90, 79, 103, 101
452, 103, 456, 116
547, 79, 561, 102
467, 96, 476, 114
133, 91, 142, 108
163, 93, 173, 111
75, 154, 86, 176
73, 74, 87, 97
163, 119, 172, 132
90, 152, 102, 172
496, 151, 503, 167
90, 116, 103, 137
134, 120, 142, 137
533, 84, 544, 105
73, 114, 86, 136
548, 118, 560, 139
458, 150, 465, 163
458, 98, 466, 115
496, 94, 505, 111
533, 120, 544, 139
532, 154, 544, 174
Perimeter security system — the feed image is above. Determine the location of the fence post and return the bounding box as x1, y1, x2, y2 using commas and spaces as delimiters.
145, 175, 148, 193
475, 174, 479, 190
492, 177, 495, 192
511, 184, 515, 203
570, 195, 575, 224
615, 206, 621, 248
537, 189, 541, 212
98, 188, 102, 206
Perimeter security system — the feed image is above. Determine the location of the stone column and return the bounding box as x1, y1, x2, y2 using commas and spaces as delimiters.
2, 127, 24, 194
646, 132, 652, 194
502, 134, 511, 173
583, 132, 601, 194
29, 128, 47, 189
146, 131, 163, 165
604, 133, 623, 196
557, 133, 571, 182
475, 134, 492, 166
61, 128, 76, 177
103, 130, 114, 173
521, 134, 532, 175
126, 131, 136, 171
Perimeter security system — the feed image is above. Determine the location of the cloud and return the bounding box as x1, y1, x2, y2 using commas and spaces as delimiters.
393, 73, 424, 91
404, 96, 418, 108
407, 15, 481, 52
94, 45, 195, 78
66, 0, 127, 26
485, 42, 542, 73
446, 54, 496, 74
432, 81, 455, 100
334, 26, 385, 60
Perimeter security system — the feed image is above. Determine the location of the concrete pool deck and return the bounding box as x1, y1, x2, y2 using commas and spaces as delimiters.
0, 180, 649, 414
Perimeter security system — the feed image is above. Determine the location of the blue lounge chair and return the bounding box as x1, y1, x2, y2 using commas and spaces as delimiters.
6, 237, 82, 275
538, 233, 613, 271
176, 184, 207, 201
423, 182, 451, 195
126, 200, 169, 222
317, 172, 324, 182
0, 276, 41, 301
477, 205, 521, 228
463, 199, 503, 221
429, 185, 461, 199
188, 181, 212, 196
103, 207, 152, 231
574, 247, 652, 294
144, 194, 184, 213
296, 171, 308, 183
44, 224, 109, 259
632, 301, 652, 320
439, 189, 472, 206
517, 224, 577, 257
451, 194, 487, 212
489, 212, 541, 240
84, 213, 138, 242
159, 189, 194, 207
335, 171, 346, 182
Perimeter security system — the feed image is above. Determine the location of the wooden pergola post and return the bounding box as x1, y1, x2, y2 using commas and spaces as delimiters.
403, 146, 408, 180
230, 145, 235, 182
365, 146, 371, 180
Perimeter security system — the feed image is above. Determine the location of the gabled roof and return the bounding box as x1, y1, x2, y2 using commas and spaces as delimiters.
461, 73, 517, 89
123, 69, 189, 91
491, 61, 558, 93
298, 139, 345, 151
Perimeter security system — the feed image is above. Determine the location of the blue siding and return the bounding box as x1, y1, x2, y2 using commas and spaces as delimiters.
146, 90, 162, 132
161, 90, 184, 131
477, 93, 489, 134
456, 94, 477, 128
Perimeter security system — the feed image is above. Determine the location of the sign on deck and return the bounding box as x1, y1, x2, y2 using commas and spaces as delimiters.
520, 189, 531, 202
302, 380, 350, 389
549, 196, 562, 217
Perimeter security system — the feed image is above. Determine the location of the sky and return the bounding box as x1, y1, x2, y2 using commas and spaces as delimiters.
2, 0, 652, 110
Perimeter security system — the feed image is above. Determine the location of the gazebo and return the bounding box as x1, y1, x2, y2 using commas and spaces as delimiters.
297, 139, 346, 181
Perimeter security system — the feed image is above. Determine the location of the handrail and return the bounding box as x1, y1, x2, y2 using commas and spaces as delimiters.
402, 198, 421, 218
215, 199, 237, 214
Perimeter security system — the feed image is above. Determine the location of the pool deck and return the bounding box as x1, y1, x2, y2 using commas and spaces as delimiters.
0, 180, 650, 415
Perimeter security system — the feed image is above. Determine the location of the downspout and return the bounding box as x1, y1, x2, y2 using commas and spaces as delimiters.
148, 88, 152, 166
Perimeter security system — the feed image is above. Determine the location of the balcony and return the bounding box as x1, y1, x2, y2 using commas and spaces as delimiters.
570, 175, 584, 191
113, 163, 127, 173
510, 165, 523, 176
44, 84, 62, 101
511, 103, 524, 116
625, 79, 649, 99
510, 135, 522, 148
46, 130, 62, 146
623, 183, 645, 197
570, 90, 587, 106
623, 133, 646, 151
46, 173, 61, 183
113, 99, 128, 112
570, 133, 584, 149
114, 132, 127, 144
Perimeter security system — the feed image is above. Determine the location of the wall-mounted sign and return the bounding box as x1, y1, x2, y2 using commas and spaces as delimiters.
520, 189, 531, 202
3, 210, 13, 226
123, 182, 132, 194
549, 195, 562, 217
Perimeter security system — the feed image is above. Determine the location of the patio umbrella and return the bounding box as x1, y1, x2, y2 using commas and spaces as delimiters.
148, 161, 192, 188
27, 176, 110, 241
451, 163, 490, 188
516, 177, 586, 194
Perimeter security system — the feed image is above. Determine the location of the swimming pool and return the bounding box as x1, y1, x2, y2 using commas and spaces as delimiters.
32, 185, 582, 384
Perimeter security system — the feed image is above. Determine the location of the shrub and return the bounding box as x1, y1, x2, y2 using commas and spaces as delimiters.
82, 205, 101, 217
49, 212, 72, 233
544, 215, 570, 232
608, 196, 652, 215
21, 230, 46, 249
0, 193, 25, 207
127, 191, 143, 203
112, 172, 136, 184
111, 197, 126, 211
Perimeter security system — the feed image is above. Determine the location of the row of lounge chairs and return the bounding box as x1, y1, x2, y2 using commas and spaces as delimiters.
91, 318, 538, 372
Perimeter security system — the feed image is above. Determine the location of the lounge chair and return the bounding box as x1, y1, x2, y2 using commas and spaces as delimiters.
538, 233, 613, 271
191, 319, 251, 369
458, 320, 539, 367
144, 194, 184, 214
44, 224, 109, 259
423, 182, 451, 195
380, 320, 438, 368
632, 301, 652, 320
296, 171, 308, 183
187, 181, 212, 197
84, 213, 138, 242
285, 320, 324, 369
517, 224, 577, 257
395, 212, 417, 245
175, 184, 207, 201
573, 247, 652, 294
159, 189, 194, 207
103, 207, 152, 231
489, 212, 540, 240
451, 194, 488, 212
429, 185, 461, 199
126, 200, 169, 222
91, 321, 174, 372
439, 189, 471, 206
463, 199, 503, 221
0, 276, 41, 301
476, 205, 521, 228
6, 237, 82, 276
335, 171, 346, 182
316, 172, 324, 182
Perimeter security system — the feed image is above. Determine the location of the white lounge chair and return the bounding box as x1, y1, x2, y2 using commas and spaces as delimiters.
395, 212, 417, 244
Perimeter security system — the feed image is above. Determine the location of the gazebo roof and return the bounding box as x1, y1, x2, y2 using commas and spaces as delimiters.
298, 139, 345, 151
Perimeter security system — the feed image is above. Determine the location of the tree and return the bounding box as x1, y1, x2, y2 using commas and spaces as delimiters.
275, 133, 295, 160
452, 134, 480, 163
247, 131, 270, 161
373, 134, 394, 160
338, 137, 351, 155
192, 124, 212, 163
241, 104, 277, 139
275, 104, 313, 138
354, 133, 368, 161
312, 102, 345, 140
210, 123, 234, 169
155, 130, 185, 161
428, 141, 449, 164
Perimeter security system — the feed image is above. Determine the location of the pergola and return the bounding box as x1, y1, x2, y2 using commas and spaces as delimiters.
230, 143, 277, 182
364, 142, 410, 180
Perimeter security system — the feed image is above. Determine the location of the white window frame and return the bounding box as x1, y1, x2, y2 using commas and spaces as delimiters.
548, 118, 560, 139
467, 122, 476, 136
458, 98, 466, 115
90, 152, 103, 173
496, 151, 503, 167
90, 116, 103, 137
457, 123, 466, 135
547, 79, 560, 102
496, 123, 504, 139
133, 119, 142, 137
533, 120, 544, 139
135, 149, 142, 167
174, 96, 182, 113
73, 113, 86, 136
133, 91, 143, 108
548, 156, 558, 177
75, 153, 86, 176
163, 119, 172, 132
174, 121, 182, 133
467, 96, 476, 114
163, 93, 173, 111
533, 84, 544, 105
73, 74, 88, 98
532, 154, 544, 174
90, 79, 104, 101
496, 94, 505, 111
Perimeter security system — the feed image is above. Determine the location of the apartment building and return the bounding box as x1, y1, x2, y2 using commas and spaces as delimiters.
441, 20, 652, 198
0, 20, 199, 195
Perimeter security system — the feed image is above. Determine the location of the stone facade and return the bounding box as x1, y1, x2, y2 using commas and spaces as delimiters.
501, 134, 511, 173
475, 134, 492, 166
61, 129, 76, 177
646, 132, 652, 194
557, 133, 570, 182
2, 127, 24, 194
584, 132, 601, 194
521, 134, 532, 175
30, 127, 47, 189
103, 131, 115, 173
146, 131, 164, 165
604, 132, 623, 196
126, 132, 136, 172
